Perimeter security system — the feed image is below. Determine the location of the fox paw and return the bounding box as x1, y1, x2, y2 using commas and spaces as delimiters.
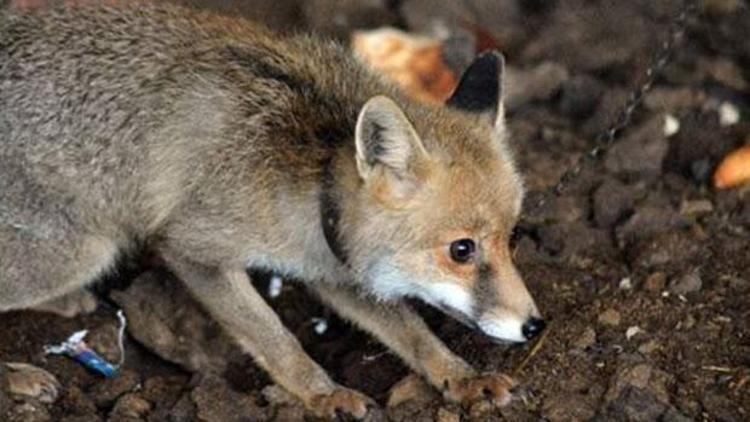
308, 387, 375, 420
4, 362, 61, 403
443, 372, 517, 408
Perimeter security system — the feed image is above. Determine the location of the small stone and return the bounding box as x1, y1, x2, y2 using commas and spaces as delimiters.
616, 201, 687, 245
629, 231, 701, 270
268, 275, 283, 298
573, 327, 597, 349
680, 199, 714, 217
89, 370, 141, 409
681, 314, 696, 330
728, 277, 749, 292
719, 102, 740, 126
559, 74, 603, 120
109, 393, 152, 420
312, 317, 329, 335
469, 399, 494, 419
542, 392, 598, 422
506, 62, 570, 110
664, 114, 680, 137
169, 393, 196, 422
703, 0, 743, 15
669, 269, 702, 295
662, 407, 693, 422
598, 309, 621, 327
638, 340, 661, 354
192, 375, 266, 422
592, 179, 643, 228
4, 363, 60, 404
57, 385, 97, 416
619, 277, 633, 290
625, 326, 643, 340
604, 116, 669, 177
6, 401, 52, 422
644, 272, 667, 292
436, 407, 461, 422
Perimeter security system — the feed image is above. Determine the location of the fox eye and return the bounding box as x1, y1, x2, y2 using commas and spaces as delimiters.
449, 239, 476, 263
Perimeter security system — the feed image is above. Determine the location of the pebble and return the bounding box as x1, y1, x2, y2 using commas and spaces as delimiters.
604, 116, 669, 177
559, 74, 603, 119
505, 62, 570, 110
625, 326, 643, 340
109, 393, 152, 420
668, 270, 702, 296
192, 375, 267, 422
729, 277, 749, 292
4, 363, 60, 404
436, 407, 461, 422
6, 401, 52, 422
680, 314, 696, 330
573, 327, 597, 349
644, 272, 667, 292
592, 179, 642, 228
89, 370, 141, 409
719, 101, 740, 126
663, 114, 680, 137
598, 309, 621, 327
638, 340, 661, 354
312, 317, 328, 335
268, 275, 283, 298
680, 199, 714, 217
469, 400, 494, 419
619, 277, 633, 290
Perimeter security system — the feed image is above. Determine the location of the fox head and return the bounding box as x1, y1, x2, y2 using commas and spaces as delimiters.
344, 51, 544, 343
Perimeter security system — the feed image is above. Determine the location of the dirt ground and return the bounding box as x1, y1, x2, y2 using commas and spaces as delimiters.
1, 0, 749, 421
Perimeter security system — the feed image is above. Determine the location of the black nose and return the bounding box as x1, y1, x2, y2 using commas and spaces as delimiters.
522, 317, 546, 340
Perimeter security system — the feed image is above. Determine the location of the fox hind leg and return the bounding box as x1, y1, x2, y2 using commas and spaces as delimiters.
0, 217, 117, 314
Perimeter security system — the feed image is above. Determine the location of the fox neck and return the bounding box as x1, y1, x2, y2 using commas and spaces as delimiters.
319, 157, 349, 266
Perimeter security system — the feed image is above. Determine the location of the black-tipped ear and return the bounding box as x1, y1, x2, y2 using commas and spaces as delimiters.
446, 51, 504, 120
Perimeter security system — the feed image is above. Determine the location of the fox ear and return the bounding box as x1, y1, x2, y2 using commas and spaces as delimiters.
446, 51, 505, 128
355, 96, 427, 180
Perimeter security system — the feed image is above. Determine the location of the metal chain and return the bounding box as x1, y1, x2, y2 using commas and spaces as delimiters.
552, 0, 700, 196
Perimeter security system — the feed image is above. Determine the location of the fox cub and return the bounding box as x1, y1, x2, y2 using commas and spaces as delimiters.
0, 3, 545, 418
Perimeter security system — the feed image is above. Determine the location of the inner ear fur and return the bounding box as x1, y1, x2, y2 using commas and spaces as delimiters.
355, 95, 428, 179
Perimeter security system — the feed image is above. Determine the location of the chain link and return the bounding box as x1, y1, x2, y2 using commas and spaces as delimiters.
552, 0, 701, 197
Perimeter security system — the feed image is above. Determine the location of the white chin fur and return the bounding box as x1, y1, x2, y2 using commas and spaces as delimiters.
368, 260, 474, 317
423, 283, 474, 316
478, 318, 527, 343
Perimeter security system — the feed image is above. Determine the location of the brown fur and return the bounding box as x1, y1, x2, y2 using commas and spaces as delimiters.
0, 3, 538, 418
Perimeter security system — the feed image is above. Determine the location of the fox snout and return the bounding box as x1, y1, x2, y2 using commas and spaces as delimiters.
477, 311, 546, 344
473, 262, 545, 343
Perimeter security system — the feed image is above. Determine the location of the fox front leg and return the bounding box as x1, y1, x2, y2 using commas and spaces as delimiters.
309, 282, 517, 409
161, 254, 374, 419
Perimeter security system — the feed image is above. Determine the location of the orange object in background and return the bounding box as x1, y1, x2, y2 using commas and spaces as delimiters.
352, 28, 458, 105
714, 143, 750, 189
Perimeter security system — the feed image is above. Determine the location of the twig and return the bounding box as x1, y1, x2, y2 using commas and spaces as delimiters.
513, 323, 551, 377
